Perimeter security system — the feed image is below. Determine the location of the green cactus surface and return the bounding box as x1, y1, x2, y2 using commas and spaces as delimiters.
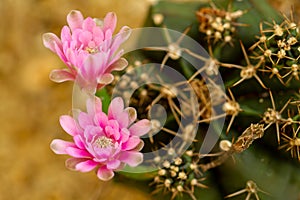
108, 0, 300, 199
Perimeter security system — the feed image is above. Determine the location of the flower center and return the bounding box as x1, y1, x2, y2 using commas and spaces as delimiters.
85, 47, 99, 54
94, 136, 113, 148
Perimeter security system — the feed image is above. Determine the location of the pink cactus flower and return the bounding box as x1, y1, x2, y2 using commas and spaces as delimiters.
43, 10, 130, 93
50, 96, 151, 181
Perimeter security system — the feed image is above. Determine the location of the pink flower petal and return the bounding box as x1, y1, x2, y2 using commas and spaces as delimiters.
121, 136, 141, 151
115, 111, 129, 128
78, 112, 94, 128
80, 53, 108, 85
86, 96, 102, 115
105, 126, 119, 139
124, 107, 137, 126
94, 112, 108, 128
115, 163, 126, 171
120, 128, 130, 143
119, 151, 143, 167
97, 73, 114, 85
129, 119, 151, 137
97, 166, 114, 181
73, 135, 85, 149
59, 115, 80, 136
106, 159, 121, 170
50, 139, 75, 154
80, 81, 97, 95
81, 55, 97, 81
93, 147, 112, 160
82, 17, 96, 32
79, 31, 92, 46
93, 26, 104, 44
134, 140, 144, 151
65, 158, 87, 170
65, 48, 77, 67
65, 147, 91, 158
42, 33, 62, 53
111, 142, 123, 158
94, 52, 109, 75
83, 125, 103, 143
110, 26, 131, 53
54, 43, 69, 65
108, 97, 124, 120
61, 26, 72, 42
105, 58, 128, 73
43, 10, 130, 92
49, 69, 75, 83
75, 159, 98, 172
109, 49, 124, 66
67, 10, 84, 31
103, 12, 117, 33
104, 29, 113, 42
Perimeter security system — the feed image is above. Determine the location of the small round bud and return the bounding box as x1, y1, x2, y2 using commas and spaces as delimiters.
151, 119, 161, 133
153, 176, 160, 183
177, 185, 184, 192
123, 91, 131, 100
289, 22, 297, 29
182, 124, 196, 142
291, 64, 298, 72
140, 89, 148, 97
168, 43, 181, 60
219, 140, 232, 151
287, 37, 297, 45
134, 60, 142, 66
185, 150, 193, 157
158, 169, 166, 176
277, 49, 286, 58
174, 157, 182, 165
225, 14, 231, 21
264, 49, 272, 57
215, 17, 222, 23
126, 66, 135, 74
119, 80, 128, 89
163, 160, 171, 168
170, 165, 179, 172
130, 81, 139, 89
206, 29, 212, 36
152, 13, 164, 25
230, 10, 244, 18
178, 172, 187, 180
274, 25, 283, 36
154, 156, 161, 163
260, 35, 266, 42
168, 148, 176, 156
170, 170, 177, 177
224, 35, 232, 42
191, 179, 198, 186
140, 73, 148, 81
190, 163, 197, 170
272, 67, 279, 74
164, 179, 172, 187
214, 31, 222, 39
223, 22, 231, 29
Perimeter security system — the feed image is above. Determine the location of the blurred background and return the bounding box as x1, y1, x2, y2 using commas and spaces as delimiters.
0, 0, 298, 199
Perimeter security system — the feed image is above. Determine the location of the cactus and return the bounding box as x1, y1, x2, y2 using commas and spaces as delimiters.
110, 0, 300, 199
44, 1, 300, 199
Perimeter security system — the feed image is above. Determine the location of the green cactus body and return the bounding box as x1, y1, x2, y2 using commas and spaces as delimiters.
112, 0, 300, 199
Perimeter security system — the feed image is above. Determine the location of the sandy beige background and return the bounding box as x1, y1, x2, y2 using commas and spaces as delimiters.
0, 0, 299, 199
0, 1, 151, 199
